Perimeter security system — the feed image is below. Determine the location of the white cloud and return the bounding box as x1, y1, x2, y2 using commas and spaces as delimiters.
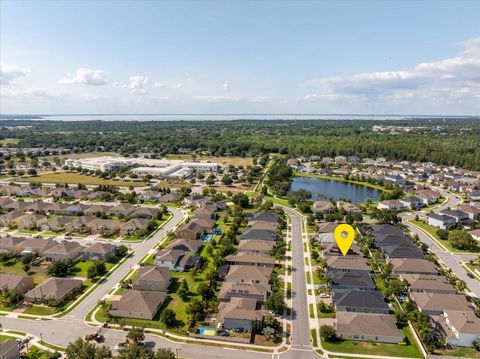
153, 82, 167, 88
250, 96, 285, 103
302, 37, 480, 103
192, 95, 242, 102
59, 68, 107, 85
171, 82, 183, 89
223, 81, 230, 92
125, 75, 149, 89
0, 63, 30, 85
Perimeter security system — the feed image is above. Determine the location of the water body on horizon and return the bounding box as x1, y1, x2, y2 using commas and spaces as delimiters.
1, 113, 471, 121
288, 176, 382, 203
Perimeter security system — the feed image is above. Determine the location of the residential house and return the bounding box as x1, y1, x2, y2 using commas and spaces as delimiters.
416, 189, 441, 205
389, 258, 438, 275
336, 201, 362, 214
25, 277, 83, 304
0, 211, 26, 227
131, 207, 160, 219
120, 218, 152, 237
43, 241, 83, 262
176, 219, 211, 240
0, 236, 27, 255
64, 216, 96, 234
239, 228, 276, 241
326, 257, 370, 273
0, 274, 35, 293
132, 265, 172, 291
377, 200, 404, 212
330, 270, 376, 292
323, 242, 362, 257
469, 229, 480, 241
410, 292, 473, 316
16, 214, 48, 230
333, 290, 390, 314
401, 274, 456, 294
0, 340, 20, 359
83, 205, 112, 216
225, 252, 275, 268
167, 238, 202, 255
457, 204, 480, 220
436, 309, 480, 347
382, 244, 424, 260
312, 201, 335, 213
428, 214, 457, 230
438, 209, 470, 224
108, 204, 136, 217
82, 243, 117, 261
40, 216, 74, 232
385, 174, 406, 186
237, 239, 274, 254
217, 297, 264, 331
335, 312, 403, 344
399, 196, 423, 210
109, 290, 166, 320
224, 265, 272, 285
219, 282, 270, 303
88, 218, 122, 236
20, 238, 56, 256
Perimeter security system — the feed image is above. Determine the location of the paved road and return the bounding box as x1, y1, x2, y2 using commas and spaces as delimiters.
1, 206, 324, 359
280, 209, 319, 359
401, 191, 480, 298
68, 207, 185, 319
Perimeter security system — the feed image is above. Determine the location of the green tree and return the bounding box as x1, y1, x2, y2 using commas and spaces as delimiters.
265, 292, 286, 315
126, 327, 145, 343
65, 338, 111, 359
320, 325, 336, 342
160, 308, 176, 327
178, 280, 189, 301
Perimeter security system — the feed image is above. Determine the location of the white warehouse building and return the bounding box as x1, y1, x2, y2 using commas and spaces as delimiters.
65, 156, 219, 178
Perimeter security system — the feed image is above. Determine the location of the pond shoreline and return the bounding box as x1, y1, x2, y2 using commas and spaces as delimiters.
290, 172, 384, 203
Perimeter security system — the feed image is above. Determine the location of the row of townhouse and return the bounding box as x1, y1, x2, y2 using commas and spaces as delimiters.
428, 204, 480, 230
320, 224, 403, 344
0, 236, 118, 262
214, 211, 281, 332
363, 224, 480, 347
312, 200, 362, 215
0, 198, 160, 236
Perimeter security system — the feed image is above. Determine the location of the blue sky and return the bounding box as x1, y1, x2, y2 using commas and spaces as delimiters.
1, 0, 479, 115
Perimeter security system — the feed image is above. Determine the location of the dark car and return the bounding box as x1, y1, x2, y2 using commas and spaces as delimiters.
217, 330, 229, 337
467, 272, 474, 279
232, 328, 244, 333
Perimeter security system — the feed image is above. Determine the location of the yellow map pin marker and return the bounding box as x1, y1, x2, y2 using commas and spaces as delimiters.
334, 224, 355, 256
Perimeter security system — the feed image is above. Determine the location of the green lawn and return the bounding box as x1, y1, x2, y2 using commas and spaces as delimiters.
435, 347, 480, 358
23, 305, 59, 316
0, 334, 17, 341
18, 172, 144, 187
0, 138, 20, 146
71, 260, 115, 277
322, 327, 423, 358
408, 220, 477, 253
0, 257, 48, 284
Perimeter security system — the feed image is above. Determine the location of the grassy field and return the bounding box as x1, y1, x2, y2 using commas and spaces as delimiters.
165, 154, 254, 167
322, 327, 423, 358
435, 347, 480, 358
408, 220, 477, 253
23, 305, 58, 316
71, 260, 115, 277
0, 138, 20, 146
18, 172, 145, 187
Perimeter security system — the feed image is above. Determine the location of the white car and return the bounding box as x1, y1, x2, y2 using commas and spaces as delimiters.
320, 293, 330, 298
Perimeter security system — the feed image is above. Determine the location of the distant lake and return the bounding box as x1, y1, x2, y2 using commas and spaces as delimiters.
288, 176, 382, 203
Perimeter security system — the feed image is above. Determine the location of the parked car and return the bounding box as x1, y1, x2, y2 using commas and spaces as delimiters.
320, 293, 330, 298
217, 330, 229, 337
467, 272, 474, 278
232, 328, 244, 333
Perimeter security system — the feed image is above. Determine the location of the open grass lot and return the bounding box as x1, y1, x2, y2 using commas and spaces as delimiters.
165, 154, 254, 167
22, 305, 58, 316
18, 172, 145, 187
434, 347, 480, 358
322, 327, 423, 358
0, 257, 48, 284
0, 138, 20, 146
408, 220, 478, 253
208, 184, 255, 194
